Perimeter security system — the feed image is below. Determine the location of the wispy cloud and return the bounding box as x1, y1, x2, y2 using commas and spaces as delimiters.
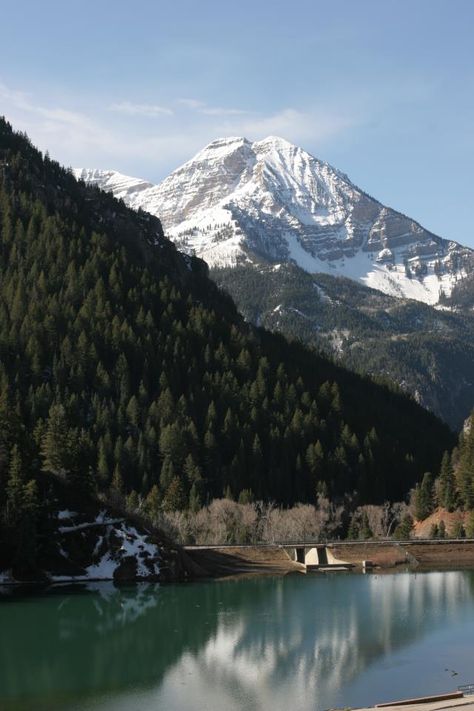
0, 82, 107, 138
179, 97, 248, 116
0, 82, 31, 111
109, 101, 173, 117
0, 80, 361, 180
176, 99, 355, 139
200, 106, 248, 116
178, 98, 205, 110
0, 80, 130, 164
215, 107, 356, 143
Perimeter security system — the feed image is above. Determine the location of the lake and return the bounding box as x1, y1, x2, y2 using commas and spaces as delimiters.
1, 570, 474, 711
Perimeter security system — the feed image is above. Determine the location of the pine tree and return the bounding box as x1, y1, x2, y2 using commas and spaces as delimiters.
359, 512, 373, 540
456, 418, 474, 510
144, 484, 161, 519
125, 489, 139, 512
109, 465, 125, 504
437, 451, 457, 511
162, 476, 186, 512
466, 511, 474, 538
126, 395, 140, 429
238, 489, 254, 504
347, 513, 359, 540
4, 445, 24, 527
160, 457, 176, 491
189, 482, 202, 513
15, 479, 39, 570
4, 446, 40, 570
97, 440, 109, 483
41, 404, 69, 477
394, 514, 413, 540
159, 423, 185, 466
67, 430, 96, 498
183, 454, 202, 484
413, 472, 435, 521
451, 520, 465, 539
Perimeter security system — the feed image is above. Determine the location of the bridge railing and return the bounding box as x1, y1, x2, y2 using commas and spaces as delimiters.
183, 537, 474, 548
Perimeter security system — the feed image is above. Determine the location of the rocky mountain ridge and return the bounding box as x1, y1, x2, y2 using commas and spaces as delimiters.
75, 135, 474, 306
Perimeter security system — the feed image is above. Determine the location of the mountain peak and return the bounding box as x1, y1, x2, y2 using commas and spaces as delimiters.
77, 137, 474, 304
206, 136, 250, 147
73, 168, 153, 198
253, 135, 296, 150
193, 136, 251, 161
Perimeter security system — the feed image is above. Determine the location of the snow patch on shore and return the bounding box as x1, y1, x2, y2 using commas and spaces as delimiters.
51, 518, 161, 582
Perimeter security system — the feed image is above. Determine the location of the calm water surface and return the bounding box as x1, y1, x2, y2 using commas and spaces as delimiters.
1, 570, 474, 711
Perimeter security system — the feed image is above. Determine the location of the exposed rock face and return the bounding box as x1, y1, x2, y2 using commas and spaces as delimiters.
75, 136, 474, 305
0, 501, 191, 585
47, 509, 163, 583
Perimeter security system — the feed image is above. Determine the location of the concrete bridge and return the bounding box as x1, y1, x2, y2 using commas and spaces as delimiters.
283, 544, 357, 570
183, 542, 357, 575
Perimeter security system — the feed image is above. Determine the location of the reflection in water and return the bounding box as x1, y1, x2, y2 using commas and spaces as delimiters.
1, 571, 474, 711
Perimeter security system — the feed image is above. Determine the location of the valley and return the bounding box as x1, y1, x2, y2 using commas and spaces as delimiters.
2, 4, 474, 711
76, 138, 474, 426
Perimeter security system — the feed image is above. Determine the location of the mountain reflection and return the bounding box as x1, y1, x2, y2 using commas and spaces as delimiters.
152, 572, 474, 711
0, 571, 473, 711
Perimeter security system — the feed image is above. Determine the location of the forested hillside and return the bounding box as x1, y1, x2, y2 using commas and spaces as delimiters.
413, 413, 474, 525
213, 264, 474, 428
0, 118, 454, 572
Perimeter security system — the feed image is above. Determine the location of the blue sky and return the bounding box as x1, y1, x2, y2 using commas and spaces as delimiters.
1, 0, 473, 246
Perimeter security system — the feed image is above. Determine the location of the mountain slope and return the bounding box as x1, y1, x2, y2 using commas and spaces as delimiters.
76, 137, 474, 426
212, 264, 474, 428
75, 136, 474, 306
0, 118, 455, 577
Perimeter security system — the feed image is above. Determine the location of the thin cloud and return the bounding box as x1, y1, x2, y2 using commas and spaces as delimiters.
0, 80, 361, 181
0, 81, 100, 131
178, 98, 205, 109
109, 101, 173, 117
214, 107, 358, 144
179, 97, 248, 116
0, 80, 132, 164
200, 107, 248, 116
176, 100, 355, 141
0, 82, 38, 113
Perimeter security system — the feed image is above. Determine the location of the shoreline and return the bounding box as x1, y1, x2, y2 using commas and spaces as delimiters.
2, 540, 474, 587
353, 692, 474, 711
184, 540, 474, 578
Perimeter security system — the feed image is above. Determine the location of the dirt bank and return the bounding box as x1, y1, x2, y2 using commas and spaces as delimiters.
184, 541, 474, 578
184, 545, 305, 577
405, 542, 474, 568
329, 541, 474, 569
328, 543, 409, 568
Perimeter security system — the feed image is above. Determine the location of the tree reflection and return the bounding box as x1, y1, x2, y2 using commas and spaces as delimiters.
0, 571, 473, 711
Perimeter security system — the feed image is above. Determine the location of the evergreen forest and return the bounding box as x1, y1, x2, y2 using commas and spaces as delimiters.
0, 118, 455, 570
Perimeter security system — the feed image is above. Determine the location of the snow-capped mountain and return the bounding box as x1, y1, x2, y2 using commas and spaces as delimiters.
75, 136, 474, 305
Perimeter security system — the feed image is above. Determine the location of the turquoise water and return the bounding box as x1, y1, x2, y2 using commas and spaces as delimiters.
1, 570, 474, 711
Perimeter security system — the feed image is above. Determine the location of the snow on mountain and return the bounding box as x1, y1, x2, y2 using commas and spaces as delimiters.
74, 168, 154, 202
74, 137, 474, 305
